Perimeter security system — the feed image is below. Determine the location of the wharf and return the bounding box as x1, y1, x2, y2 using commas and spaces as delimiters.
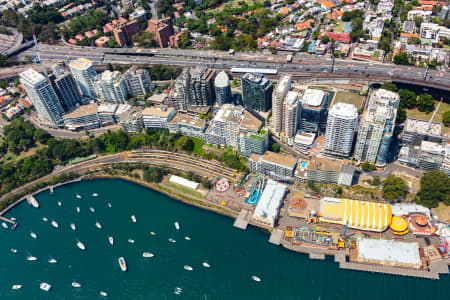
268, 229, 283, 245
0, 215, 15, 225
233, 209, 251, 230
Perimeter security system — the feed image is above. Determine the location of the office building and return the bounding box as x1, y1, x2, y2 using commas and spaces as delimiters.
354, 89, 399, 165
146, 17, 175, 48
299, 89, 329, 133
113, 20, 140, 47
249, 151, 297, 180
241, 73, 273, 112
48, 65, 82, 112
20, 68, 64, 125
142, 106, 176, 129
272, 75, 291, 135
283, 91, 300, 143
214, 71, 232, 106
69, 58, 97, 98
324, 103, 358, 158
123, 66, 153, 96
95, 71, 127, 104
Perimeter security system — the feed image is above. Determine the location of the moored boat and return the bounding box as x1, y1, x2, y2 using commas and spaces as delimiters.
118, 257, 127, 272
95, 222, 102, 229
42, 217, 48, 222
77, 241, 85, 250
185, 236, 191, 241
2, 222, 7, 229
27, 256, 37, 261
251, 275, 261, 282
11, 248, 18, 253
92, 193, 98, 197
48, 258, 57, 264
28, 196, 39, 208
175, 222, 180, 230
108, 236, 114, 246
76, 207, 80, 213
131, 215, 136, 223
57, 201, 62, 207
89, 207, 95, 213
168, 238, 176, 243
71, 223, 76, 231
51, 220, 59, 228
202, 261, 211, 268
127, 239, 135, 244
76, 194, 82, 199
183, 265, 193, 271
142, 252, 154, 258
72, 282, 81, 288
40, 282, 51, 291
12, 284, 22, 290
30, 232, 37, 239
107, 203, 112, 208
100, 291, 107, 297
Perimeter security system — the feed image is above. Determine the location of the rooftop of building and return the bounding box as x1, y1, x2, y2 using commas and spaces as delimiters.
305, 156, 343, 172
214, 71, 230, 88
242, 72, 269, 86
253, 179, 286, 222
97, 103, 118, 114
64, 103, 98, 119
240, 111, 263, 132
294, 131, 316, 145
262, 151, 297, 169
404, 118, 442, 137
142, 106, 175, 117
330, 102, 358, 119
69, 58, 93, 70
148, 93, 167, 104
301, 89, 326, 108
100, 70, 121, 83
249, 153, 262, 162
169, 112, 205, 128
420, 140, 445, 154
286, 91, 299, 106
275, 75, 291, 94
20, 68, 46, 84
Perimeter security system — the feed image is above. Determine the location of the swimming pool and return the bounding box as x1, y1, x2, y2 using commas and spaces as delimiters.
301, 161, 307, 168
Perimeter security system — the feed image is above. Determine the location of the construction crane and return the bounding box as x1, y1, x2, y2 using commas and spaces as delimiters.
427, 97, 443, 133
32, 28, 48, 78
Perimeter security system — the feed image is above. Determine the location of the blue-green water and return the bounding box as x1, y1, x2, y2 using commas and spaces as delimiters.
1, 179, 448, 300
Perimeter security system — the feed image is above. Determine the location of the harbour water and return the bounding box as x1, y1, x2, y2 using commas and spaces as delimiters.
0, 179, 448, 299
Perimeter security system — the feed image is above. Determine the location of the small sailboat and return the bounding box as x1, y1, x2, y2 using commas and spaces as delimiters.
11, 248, 18, 253
183, 265, 193, 271
127, 239, 135, 244
150, 232, 156, 236
168, 238, 176, 243
131, 215, 136, 223
175, 222, 180, 230
92, 193, 98, 197
57, 201, 62, 207
72, 282, 81, 288
42, 217, 48, 222
2, 222, 7, 229
142, 252, 154, 258
202, 261, 211, 268
27, 255, 38, 261
40, 282, 51, 291
100, 291, 108, 297
108, 236, 114, 246
185, 236, 191, 241
95, 222, 102, 229
251, 275, 261, 282
11, 285, 22, 290
51, 220, 59, 228
76, 194, 82, 199
107, 203, 112, 208
89, 207, 95, 213
76, 206, 80, 213
48, 258, 57, 264
30, 232, 37, 239
71, 223, 76, 231
77, 241, 86, 250
118, 257, 127, 272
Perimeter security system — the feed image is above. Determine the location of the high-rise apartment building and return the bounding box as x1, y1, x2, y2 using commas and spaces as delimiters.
242, 73, 273, 112
174, 68, 190, 110
123, 66, 153, 96
284, 91, 300, 141
272, 75, 291, 135
354, 89, 399, 165
95, 70, 127, 104
113, 20, 140, 47
325, 103, 358, 158
20, 69, 64, 124
69, 58, 97, 98
190, 66, 215, 107
214, 71, 232, 106
299, 89, 329, 133
48, 65, 82, 112
146, 17, 175, 48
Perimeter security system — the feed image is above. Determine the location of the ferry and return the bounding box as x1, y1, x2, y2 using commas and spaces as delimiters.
71, 223, 76, 231
202, 261, 211, 268
89, 207, 95, 213
57, 201, 62, 207
107, 203, 112, 208
95, 222, 102, 229
131, 215, 137, 223
128, 239, 135, 244
48, 258, 57, 264
168, 238, 176, 243
142, 252, 154, 258
11, 248, 18, 253
2, 222, 7, 229
183, 265, 193, 271
175, 222, 180, 230
76, 194, 82, 199
11, 285, 22, 290
40, 282, 51, 291
76, 206, 80, 213
72, 282, 81, 288
77, 241, 86, 250
92, 193, 98, 197
100, 291, 108, 297
118, 257, 127, 272
28, 196, 39, 208
251, 276, 261, 282
108, 236, 114, 246
185, 236, 191, 241
42, 217, 48, 222
51, 220, 59, 228
27, 256, 38, 261
30, 232, 37, 239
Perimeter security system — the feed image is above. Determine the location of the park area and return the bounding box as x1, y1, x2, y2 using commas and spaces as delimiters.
406, 100, 450, 134
432, 203, 450, 223
333, 91, 365, 110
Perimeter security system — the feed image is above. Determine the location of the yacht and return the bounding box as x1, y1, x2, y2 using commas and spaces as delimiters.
51, 220, 59, 228
183, 265, 193, 271
72, 282, 81, 288
28, 196, 39, 208
95, 222, 102, 229
76, 194, 82, 199
100, 291, 108, 297
127, 239, 135, 244
27, 256, 38, 261
11, 248, 18, 253
77, 241, 86, 250
30, 232, 37, 239
202, 261, 211, 268
48, 258, 57, 264
251, 276, 261, 282
185, 236, 191, 241
168, 238, 176, 243
89, 207, 95, 213
76, 206, 80, 213
11, 285, 22, 290
92, 193, 98, 197
175, 222, 180, 230
118, 257, 127, 272
57, 201, 62, 207
1, 222, 7, 229
42, 217, 48, 222
107, 203, 112, 208
71, 223, 76, 231
142, 252, 154, 258
108, 236, 114, 246
40, 282, 51, 291
131, 215, 136, 223
150, 232, 156, 236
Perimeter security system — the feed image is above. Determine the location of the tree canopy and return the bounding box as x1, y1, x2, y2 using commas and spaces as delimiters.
417, 170, 450, 208
417, 94, 435, 113
443, 111, 450, 127
382, 175, 408, 202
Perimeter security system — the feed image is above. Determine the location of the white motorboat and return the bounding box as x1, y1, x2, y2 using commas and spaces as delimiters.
51, 220, 59, 228
150, 232, 156, 236
27, 256, 37, 261
175, 222, 180, 230
71, 223, 76, 231
76, 206, 80, 213
42, 217, 48, 222
142, 252, 154, 258
11, 248, 18, 253
57, 201, 62, 207
107, 203, 112, 208
183, 265, 193, 271
131, 215, 136, 223
89, 207, 95, 213
30, 232, 37, 239
251, 275, 261, 282
127, 239, 135, 244
77, 241, 86, 250
48, 258, 57, 264
40, 282, 51, 291
95, 221, 102, 229
108, 236, 114, 246
202, 261, 211, 268
174, 287, 183, 295
185, 236, 191, 241
10, 217, 16, 221
92, 193, 98, 197
100, 291, 108, 297
11, 284, 22, 290
28, 196, 39, 208
118, 257, 127, 272
168, 238, 176, 243
76, 194, 82, 199
72, 282, 81, 288
1, 222, 7, 229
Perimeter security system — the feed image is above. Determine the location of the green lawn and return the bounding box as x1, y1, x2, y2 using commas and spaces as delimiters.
333, 91, 365, 110
193, 137, 205, 157
406, 100, 450, 134
208, 0, 261, 13
334, 22, 345, 33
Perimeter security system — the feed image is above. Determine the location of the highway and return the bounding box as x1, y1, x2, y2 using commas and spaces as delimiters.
17, 43, 450, 90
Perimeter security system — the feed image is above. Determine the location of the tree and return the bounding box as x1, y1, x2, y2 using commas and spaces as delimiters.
382, 175, 408, 202
398, 89, 417, 109
380, 83, 398, 92
396, 107, 407, 124
270, 143, 280, 153
179, 30, 191, 49
443, 111, 450, 127
202, 178, 212, 189
106, 63, 114, 72
417, 94, 435, 113
321, 35, 330, 44
417, 170, 450, 208
361, 162, 376, 171
307, 180, 321, 194
132, 32, 158, 48
393, 53, 410, 65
